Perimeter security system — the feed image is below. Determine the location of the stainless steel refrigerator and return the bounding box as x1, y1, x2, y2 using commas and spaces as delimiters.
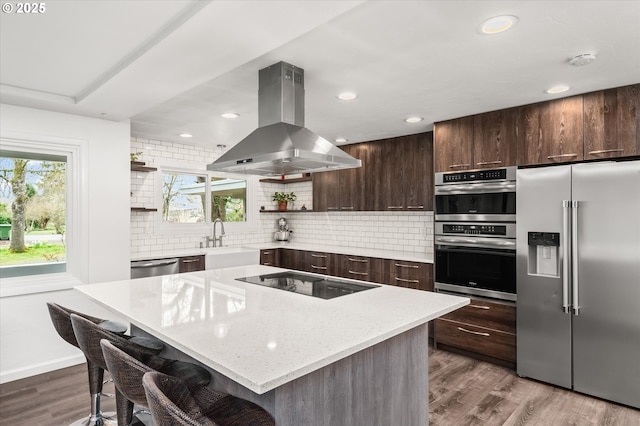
516, 160, 640, 409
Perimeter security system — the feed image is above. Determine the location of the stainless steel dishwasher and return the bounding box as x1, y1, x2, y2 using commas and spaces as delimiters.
130, 258, 179, 279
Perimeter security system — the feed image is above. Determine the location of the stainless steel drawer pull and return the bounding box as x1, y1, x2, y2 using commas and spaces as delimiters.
458, 327, 490, 337
348, 270, 368, 276
387, 206, 404, 209
310, 265, 327, 270
341, 206, 354, 210
406, 205, 424, 209
476, 160, 502, 166
263, 263, 272, 266
311, 254, 327, 258
395, 277, 419, 283
262, 251, 271, 255
395, 263, 419, 269
547, 153, 578, 159
449, 163, 470, 169
468, 304, 490, 310
588, 148, 624, 155
181, 259, 199, 263
348, 258, 368, 263
327, 207, 339, 210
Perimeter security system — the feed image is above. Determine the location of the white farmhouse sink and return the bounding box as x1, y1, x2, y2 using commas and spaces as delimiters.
203, 247, 260, 270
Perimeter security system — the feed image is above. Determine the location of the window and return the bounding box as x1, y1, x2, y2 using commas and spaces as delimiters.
160, 169, 249, 228
0, 152, 67, 278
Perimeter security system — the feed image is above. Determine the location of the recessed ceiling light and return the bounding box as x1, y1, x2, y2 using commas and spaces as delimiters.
337, 92, 357, 101
404, 116, 423, 123
335, 137, 348, 143
221, 112, 239, 119
179, 133, 193, 138
545, 85, 570, 94
479, 15, 518, 34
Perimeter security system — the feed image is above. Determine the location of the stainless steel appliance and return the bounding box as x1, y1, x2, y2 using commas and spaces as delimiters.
273, 217, 292, 241
434, 222, 516, 301
208, 61, 361, 176
236, 271, 379, 299
434, 167, 517, 302
131, 258, 179, 279
435, 167, 516, 222
516, 160, 640, 409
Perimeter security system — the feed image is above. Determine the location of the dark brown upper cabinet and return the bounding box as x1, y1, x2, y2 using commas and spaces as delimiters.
434, 116, 474, 172
517, 95, 584, 166
473, 109, 518, 169
583, 83, 640, 160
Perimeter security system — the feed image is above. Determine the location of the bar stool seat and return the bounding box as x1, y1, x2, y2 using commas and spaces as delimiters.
101, 339, 211, 425
143, 371, 275, 426
46, 302, 131, 426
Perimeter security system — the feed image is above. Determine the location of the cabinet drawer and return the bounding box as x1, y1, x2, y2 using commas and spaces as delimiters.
435, 318, 516, 362
388, 260, 432, 291
440, 298, 515, 334
178, 255, 205, 273
336, 255, 383, 282
306, 251, 331, 273
260, 249, 280, 267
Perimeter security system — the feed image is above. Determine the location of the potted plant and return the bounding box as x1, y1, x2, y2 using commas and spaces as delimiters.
273, 192, 296, 211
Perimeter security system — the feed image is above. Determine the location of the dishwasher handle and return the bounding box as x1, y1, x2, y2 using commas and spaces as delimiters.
131, 258, 179, 269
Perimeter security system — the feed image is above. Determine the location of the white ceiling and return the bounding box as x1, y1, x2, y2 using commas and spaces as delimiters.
2, 1, 639, 150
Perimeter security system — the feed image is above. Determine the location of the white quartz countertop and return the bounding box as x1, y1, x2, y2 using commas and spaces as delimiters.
132, 243, 432, 264
76, 265, 466, 394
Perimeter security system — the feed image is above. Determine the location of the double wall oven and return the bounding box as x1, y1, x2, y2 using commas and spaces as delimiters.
434, 167, 517, 302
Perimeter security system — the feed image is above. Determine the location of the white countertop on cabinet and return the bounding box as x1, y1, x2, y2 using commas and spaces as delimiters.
131, 244, 432, 263
76, 264, 465, 394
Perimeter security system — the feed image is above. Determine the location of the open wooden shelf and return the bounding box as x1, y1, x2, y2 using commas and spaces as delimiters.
259, 176, 312, 184
260, 209, 313, 213
130, 161, 157, 172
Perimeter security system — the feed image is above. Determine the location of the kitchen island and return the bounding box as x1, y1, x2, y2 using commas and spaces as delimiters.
76, 264, 468, 425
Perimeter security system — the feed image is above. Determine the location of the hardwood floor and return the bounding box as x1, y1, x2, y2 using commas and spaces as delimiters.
1, 348, 638, 425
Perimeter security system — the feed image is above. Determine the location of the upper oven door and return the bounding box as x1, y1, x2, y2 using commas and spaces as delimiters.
435, 180, 516, 221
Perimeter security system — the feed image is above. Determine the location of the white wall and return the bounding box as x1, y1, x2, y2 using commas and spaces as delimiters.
0, 104, 131, 383
131, 137, 433, 258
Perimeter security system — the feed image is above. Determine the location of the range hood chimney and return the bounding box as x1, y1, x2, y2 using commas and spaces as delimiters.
207, 61, 361, 176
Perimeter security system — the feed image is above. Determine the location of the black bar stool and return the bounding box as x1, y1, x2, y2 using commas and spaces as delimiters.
100, 339, 211, 425
47, 302, 129, 426
143, 371, 275, 425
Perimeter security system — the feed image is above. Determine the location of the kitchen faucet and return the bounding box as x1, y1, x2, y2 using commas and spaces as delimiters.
211, 218, 225, 247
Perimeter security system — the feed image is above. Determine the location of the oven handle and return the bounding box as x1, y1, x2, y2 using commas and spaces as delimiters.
435, 236, 516, 250
435, 181, 516, 194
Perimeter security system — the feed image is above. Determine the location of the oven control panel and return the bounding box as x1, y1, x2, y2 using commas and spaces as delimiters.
435, 166, 516, 185
436, 222, 516, 238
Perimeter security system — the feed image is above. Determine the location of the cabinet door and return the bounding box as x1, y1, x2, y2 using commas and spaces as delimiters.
404, 132, 433, 211
362, 141, 384, 211
517, 96, 584, 165
473, 109, 518, 168
338, 144, 365, 211
280, 249, 305, 271
434, 116, 474, 172
389, 260, 432, 291
380, 137, 406, 211
583, 83, 640, 159
312, 171, 339, 212
178, 255, 205, 273
306, 251, 331, 274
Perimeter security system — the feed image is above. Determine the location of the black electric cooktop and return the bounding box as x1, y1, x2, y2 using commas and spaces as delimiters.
236, 271, 379, 299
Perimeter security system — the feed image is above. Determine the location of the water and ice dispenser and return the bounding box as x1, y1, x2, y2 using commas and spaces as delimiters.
527, 232, 560, 277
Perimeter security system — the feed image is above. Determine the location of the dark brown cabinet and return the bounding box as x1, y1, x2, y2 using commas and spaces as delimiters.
313, 133, 433, 212
385, 260, 433, 292
434, 116, 474, 172
583, 83, 640, 160
473, 109, 518, 168
178, 255, 205, 273
259, 249, 280, 267
435, 297, 516, 367
305, 251, 331, 274
279, 248, 305, 270
334, 254, 384, 283
517, 95, 584, 165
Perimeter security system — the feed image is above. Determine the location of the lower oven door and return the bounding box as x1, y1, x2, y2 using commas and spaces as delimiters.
435, 236, 516, 301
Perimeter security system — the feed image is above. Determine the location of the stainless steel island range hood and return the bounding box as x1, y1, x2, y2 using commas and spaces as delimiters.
207, 61, 361, 176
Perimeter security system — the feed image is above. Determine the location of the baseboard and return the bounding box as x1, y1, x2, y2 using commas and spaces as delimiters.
0, 353, 85, 384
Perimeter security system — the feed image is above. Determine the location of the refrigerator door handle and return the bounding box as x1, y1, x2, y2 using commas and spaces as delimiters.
562, 200, 571, 314
572, 200, 580, 316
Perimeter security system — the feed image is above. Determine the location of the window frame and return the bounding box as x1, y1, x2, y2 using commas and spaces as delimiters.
154, 164, 257, 236
0, 133, 88, 297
